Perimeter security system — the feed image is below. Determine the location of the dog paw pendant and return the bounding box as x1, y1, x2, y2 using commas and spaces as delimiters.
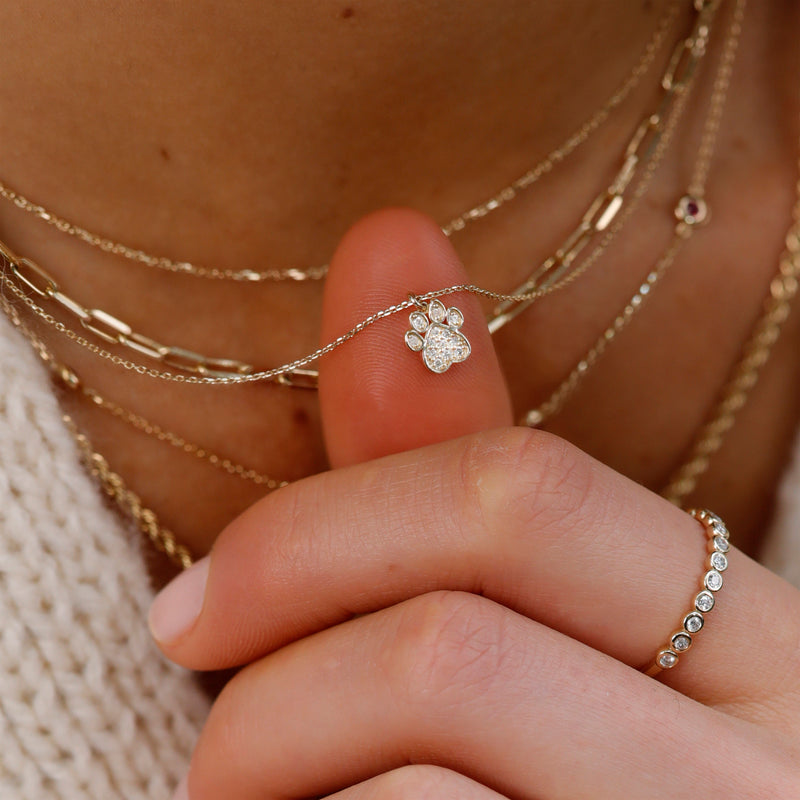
404, 299, 471, 373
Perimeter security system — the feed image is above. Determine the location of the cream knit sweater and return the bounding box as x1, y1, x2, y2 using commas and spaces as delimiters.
1, 312, 799, 799
0, 315, 210, 799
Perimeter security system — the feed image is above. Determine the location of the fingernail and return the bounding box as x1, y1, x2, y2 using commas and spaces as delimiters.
149, 556, 210, 644
172, 775, 189, 800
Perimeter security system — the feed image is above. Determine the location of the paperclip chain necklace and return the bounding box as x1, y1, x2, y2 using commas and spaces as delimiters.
0, 0, 730, 503
0, 1, 682, 283
523, 0, 743, 427
0, 0, 719, 386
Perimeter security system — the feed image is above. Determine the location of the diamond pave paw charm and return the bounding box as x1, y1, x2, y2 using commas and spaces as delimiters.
404, 298, 471, 373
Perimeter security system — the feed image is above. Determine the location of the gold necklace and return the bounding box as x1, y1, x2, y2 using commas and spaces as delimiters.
523, 0, 743, 427
0, 1, 683, 283
0, 1, 719, 386
4, 0, 789, 571
55, 185, 800, 572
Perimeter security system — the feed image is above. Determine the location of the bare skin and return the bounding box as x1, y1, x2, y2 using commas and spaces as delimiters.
0, 0, 798, 568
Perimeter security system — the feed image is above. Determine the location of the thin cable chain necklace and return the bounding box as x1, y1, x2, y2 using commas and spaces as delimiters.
0, 1, 715, 498
0, 0, 720, 392
0, 298, 288, 490
0, 0, 714, 386
5, 0, 796, 568
0, 1, 683, 283
523, 0, 743, 427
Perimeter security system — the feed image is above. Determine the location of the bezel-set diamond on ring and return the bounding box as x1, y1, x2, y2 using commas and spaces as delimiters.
644, 509, 730, 677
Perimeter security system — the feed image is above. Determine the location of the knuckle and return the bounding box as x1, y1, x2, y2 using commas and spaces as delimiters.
385, 591, 519, 711
458, 427, 598, 543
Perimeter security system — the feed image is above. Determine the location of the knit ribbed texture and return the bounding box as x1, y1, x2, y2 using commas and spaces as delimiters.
0, 313, 209, 800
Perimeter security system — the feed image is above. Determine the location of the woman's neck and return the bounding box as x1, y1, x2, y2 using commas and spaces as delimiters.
0, 0, 677, 268
2, 0, 798, 566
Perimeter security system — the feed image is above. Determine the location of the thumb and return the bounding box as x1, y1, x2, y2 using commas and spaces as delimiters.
319, 208, 513, 469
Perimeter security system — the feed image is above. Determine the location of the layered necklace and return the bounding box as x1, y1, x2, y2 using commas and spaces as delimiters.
1, 0, 796, 571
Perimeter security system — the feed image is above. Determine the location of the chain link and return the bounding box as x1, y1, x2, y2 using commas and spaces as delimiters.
522, 235, 688, 427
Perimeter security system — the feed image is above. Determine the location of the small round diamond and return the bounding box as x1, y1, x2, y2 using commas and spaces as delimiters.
446, 307, 464, 327
704, 570, 723, 592
695, 591, 715, 613
410, 312, 428, 332
712, 535, 730, 553
710, 519, 729, 539
709, 552, 728, 572
405, 331, 424, 352
671, 633, 692, 652
427, 299, 446, 323
704, 510, 724, 527
657, 650, 679, 669
684, 612, 704, 634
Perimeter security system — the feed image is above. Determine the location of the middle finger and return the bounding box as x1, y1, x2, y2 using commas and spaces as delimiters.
186, 591, 790, 800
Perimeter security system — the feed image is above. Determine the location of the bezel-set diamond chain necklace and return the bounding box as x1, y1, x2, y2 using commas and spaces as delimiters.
0, 1, 715, 387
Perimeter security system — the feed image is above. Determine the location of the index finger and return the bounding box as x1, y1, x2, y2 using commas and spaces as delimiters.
149, 426, 800, 713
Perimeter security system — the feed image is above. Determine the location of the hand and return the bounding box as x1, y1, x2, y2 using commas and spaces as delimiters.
151, 210, 800, 799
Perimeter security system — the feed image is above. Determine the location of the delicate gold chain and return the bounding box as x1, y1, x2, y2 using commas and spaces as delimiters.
0, 3, 719, 389
63, 415, 194, 570
87, 393, 287, 488
0, 291, 286, 488
0, 2, 682, 284
522, 235, 687, 426
74, 380, 286, 488
0, 2, 714, 384
523, 0, 744, 427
